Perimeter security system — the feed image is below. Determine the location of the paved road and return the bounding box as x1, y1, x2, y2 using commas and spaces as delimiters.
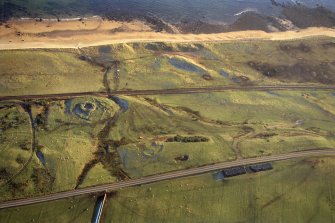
1, 85, 335, 101
0, 149, 334, 209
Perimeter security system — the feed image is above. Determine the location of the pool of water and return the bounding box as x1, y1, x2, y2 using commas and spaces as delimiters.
73, 102, 95, 120
212, 171, 225, 180
231, 76, 241, 83
64, 99, 72, 115
110, 96, 129, 111
169, 57, 206, 75
36, 150, 46, 166
220, 70, 229, 78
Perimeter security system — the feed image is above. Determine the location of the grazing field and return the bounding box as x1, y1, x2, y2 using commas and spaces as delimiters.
0, 50, 103, 96
0, 97, 119, 201
1, 37, 335, 96
148, 90, 335, 158
1, 38, 335, 204
1, 89, 335, 200
0, 195, 96, 223
104, 157, 335, 223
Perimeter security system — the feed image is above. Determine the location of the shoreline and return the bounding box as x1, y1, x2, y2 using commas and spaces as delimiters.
17, 16, 102, 22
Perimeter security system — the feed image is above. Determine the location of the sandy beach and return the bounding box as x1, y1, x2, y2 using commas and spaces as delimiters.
1, 17, 335, 50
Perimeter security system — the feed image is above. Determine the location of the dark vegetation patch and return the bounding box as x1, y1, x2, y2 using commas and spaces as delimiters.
247, 61, 335, 84
145, 42, 173, 52
231, 75, 250, 85
237, 126, 255, 136
15, 155, 25, 165
31, 168, 55, 193
279, 43, 311, 53
176, 44, 204, 52
75, 97, 131, 189
144, 98, 172, 114
143, 15, 176, 33
35, 112, 47, 129
202, 74, 213, 81
282, 6, 335, 28
103, 9, 175, 33
0, 168, 11, 182
103, 138, 131, 153
175, 154, 189, 161
254, 132, 278, 139
18, 141, 30, 151
78, 55, 92, 62
175, 106, 201, 118
177, 20, 227, 34
166, 135, 209, 143
76, 159, 100, 188
8, 181, 28, 194
0, 109, 26, 131
228, 12, 283, 32
322, 42, 335, 49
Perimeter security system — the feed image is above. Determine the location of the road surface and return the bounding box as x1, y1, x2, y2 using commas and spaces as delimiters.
0, 149, 334, 209
1, 85, 335, 101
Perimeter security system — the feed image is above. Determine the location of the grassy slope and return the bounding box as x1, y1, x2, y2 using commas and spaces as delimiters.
150, 91, 335, 157
104, 157, 335, 223
0, 103, 39, 201
35, 97, 117, 192
0, 90, 334, 200
0, 104, 32, 180
111, 96, 235, 177
0, 97, 119, 201
1, 37, 335, 96
0, 195, 95, 223
0, 38, 335, 204
0, 50, 103, 96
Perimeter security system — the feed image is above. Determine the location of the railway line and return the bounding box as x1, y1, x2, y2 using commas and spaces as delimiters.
0, 85, 335, 101
1, 149, 334, 209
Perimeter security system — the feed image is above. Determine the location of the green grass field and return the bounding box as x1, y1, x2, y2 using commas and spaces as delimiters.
1, 37, 335, 96
1, 38, 335, 221
0, 195, 96, 223
1, 90, 334, 201
0, 50, 103, 96
104, 157, 335, 223
1, 157, 334, 223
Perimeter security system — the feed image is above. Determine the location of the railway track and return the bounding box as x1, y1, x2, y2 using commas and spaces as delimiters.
1, 149, 334, 209
0, 85, 335, 101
